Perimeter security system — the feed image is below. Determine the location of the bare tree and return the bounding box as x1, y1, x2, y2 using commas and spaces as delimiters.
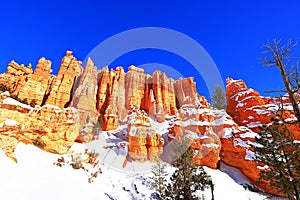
254, 39, 300, 200
262, 39, 300, 127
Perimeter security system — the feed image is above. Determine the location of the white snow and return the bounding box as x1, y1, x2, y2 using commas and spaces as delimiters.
65, 107, 78, 112
2, 97, 31, 109
240, 131, 258, 139
0, 91, 10, 96
43, 104, 61, 110
66, 119, 74, 124
0, 142, 286, 200
225, 78, 239, 87
128, 125, 138, 136
186, 130, 209, 139
237, 102, 246, 108
202, 143, 220, 148
4, 119, 19, 126
245, 149, 255, 160
180, 106, 211, 116
182, 119, 211, 127
211, 110, 236, 126
234, 138, 249, 148
247, 121, 262, 128
205, 163, 283, 200
247, 140, 263, 148
183, 95, 190, 101
223, 128, 234, 138
0, 97, 288, 200
257, 165, 269, 170
231, 88, 255, 101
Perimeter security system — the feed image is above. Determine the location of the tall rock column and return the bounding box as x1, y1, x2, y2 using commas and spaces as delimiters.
0, 61, 33, 97
72, 57, 99, 127
45, 51, 82, 108
97, 66, 127, 130
148, 71, 177, 122
125, 65, 149, 109
17, 58, 53, 105
174, 77, 198, 106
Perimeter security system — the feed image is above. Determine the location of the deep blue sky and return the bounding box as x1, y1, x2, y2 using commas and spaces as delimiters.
0, 1, 300, 98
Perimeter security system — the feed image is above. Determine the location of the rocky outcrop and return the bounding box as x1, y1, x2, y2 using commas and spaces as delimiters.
225, 78, 300, 196
94, 65, 219, 165
1, 51, 295, 197
226, 78, 300, 138
0, 61, 33, 97
0, 92, 79, 162
211, 109, 272, 193
127, 107, 164, 162
167, 96, 221, 169
6, 60, 33, 76
45, 51, 83, 108
72, 58, 98, 126
0, 51, 83, 109
16, 58, 53, 106
144, 70, 177, 122
175, 77, 199, 106
125, 66, 149, 111
97, 66, 127, 130
96, 65, 200, 130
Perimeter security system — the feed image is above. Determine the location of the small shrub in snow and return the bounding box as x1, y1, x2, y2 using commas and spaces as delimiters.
53, 149, 102, 183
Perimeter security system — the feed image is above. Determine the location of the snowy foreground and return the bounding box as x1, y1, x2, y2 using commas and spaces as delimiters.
0, 142, 287, 200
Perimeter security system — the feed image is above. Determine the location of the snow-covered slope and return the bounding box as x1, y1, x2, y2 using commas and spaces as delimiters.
0, 142, 285, 200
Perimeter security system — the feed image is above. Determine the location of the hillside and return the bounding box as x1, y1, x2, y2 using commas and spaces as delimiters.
0, 142, 284, 200
0, 51, 297, 199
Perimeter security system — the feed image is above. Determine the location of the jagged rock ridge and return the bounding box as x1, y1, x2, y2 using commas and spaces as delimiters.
0, 52, 299, 198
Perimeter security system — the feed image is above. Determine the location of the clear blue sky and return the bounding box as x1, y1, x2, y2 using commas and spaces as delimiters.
0, 1, 300, 98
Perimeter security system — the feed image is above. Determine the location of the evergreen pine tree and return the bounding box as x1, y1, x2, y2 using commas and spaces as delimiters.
150, 160, 168, 199
210, 85, 226, 110
254, 117, 300, 200
166, 138, 212, 200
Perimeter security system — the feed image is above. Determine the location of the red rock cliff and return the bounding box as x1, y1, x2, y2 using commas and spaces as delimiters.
1, 52, 296, 198
226, 77, 300, 138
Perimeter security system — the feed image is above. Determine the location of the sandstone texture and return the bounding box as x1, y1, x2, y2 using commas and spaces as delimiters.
17, 57, 53, 106
96, 65, 201, 130
45, 51, 83, 108
127, 107, 164, 162
226, 78, 300, 138
1, 51, 298, 198
0, 91, 79, 162
225, 78, 300, 195
72, 58, 98, 126
0, 51, 82, 109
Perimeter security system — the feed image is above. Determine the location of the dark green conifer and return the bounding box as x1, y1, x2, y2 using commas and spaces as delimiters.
150, 160, 168, 199
210, 85, 226, 110
166, 138, 212, 200
254, 117, 300, 200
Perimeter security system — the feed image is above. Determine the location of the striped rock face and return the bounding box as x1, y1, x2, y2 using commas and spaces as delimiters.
1, 52, 297, 197
226, 78, 300, 138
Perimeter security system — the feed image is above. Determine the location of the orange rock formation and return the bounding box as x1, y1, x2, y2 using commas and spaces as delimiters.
1, 51, 297, 198
226, 77, 300, 138
0, 92, 79, 162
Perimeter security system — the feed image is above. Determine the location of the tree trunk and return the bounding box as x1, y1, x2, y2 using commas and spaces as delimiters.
210, 181, 214, 200
277, 60, 300, 127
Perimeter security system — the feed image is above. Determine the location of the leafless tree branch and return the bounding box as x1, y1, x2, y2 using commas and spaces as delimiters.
262, 39, 300, 127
